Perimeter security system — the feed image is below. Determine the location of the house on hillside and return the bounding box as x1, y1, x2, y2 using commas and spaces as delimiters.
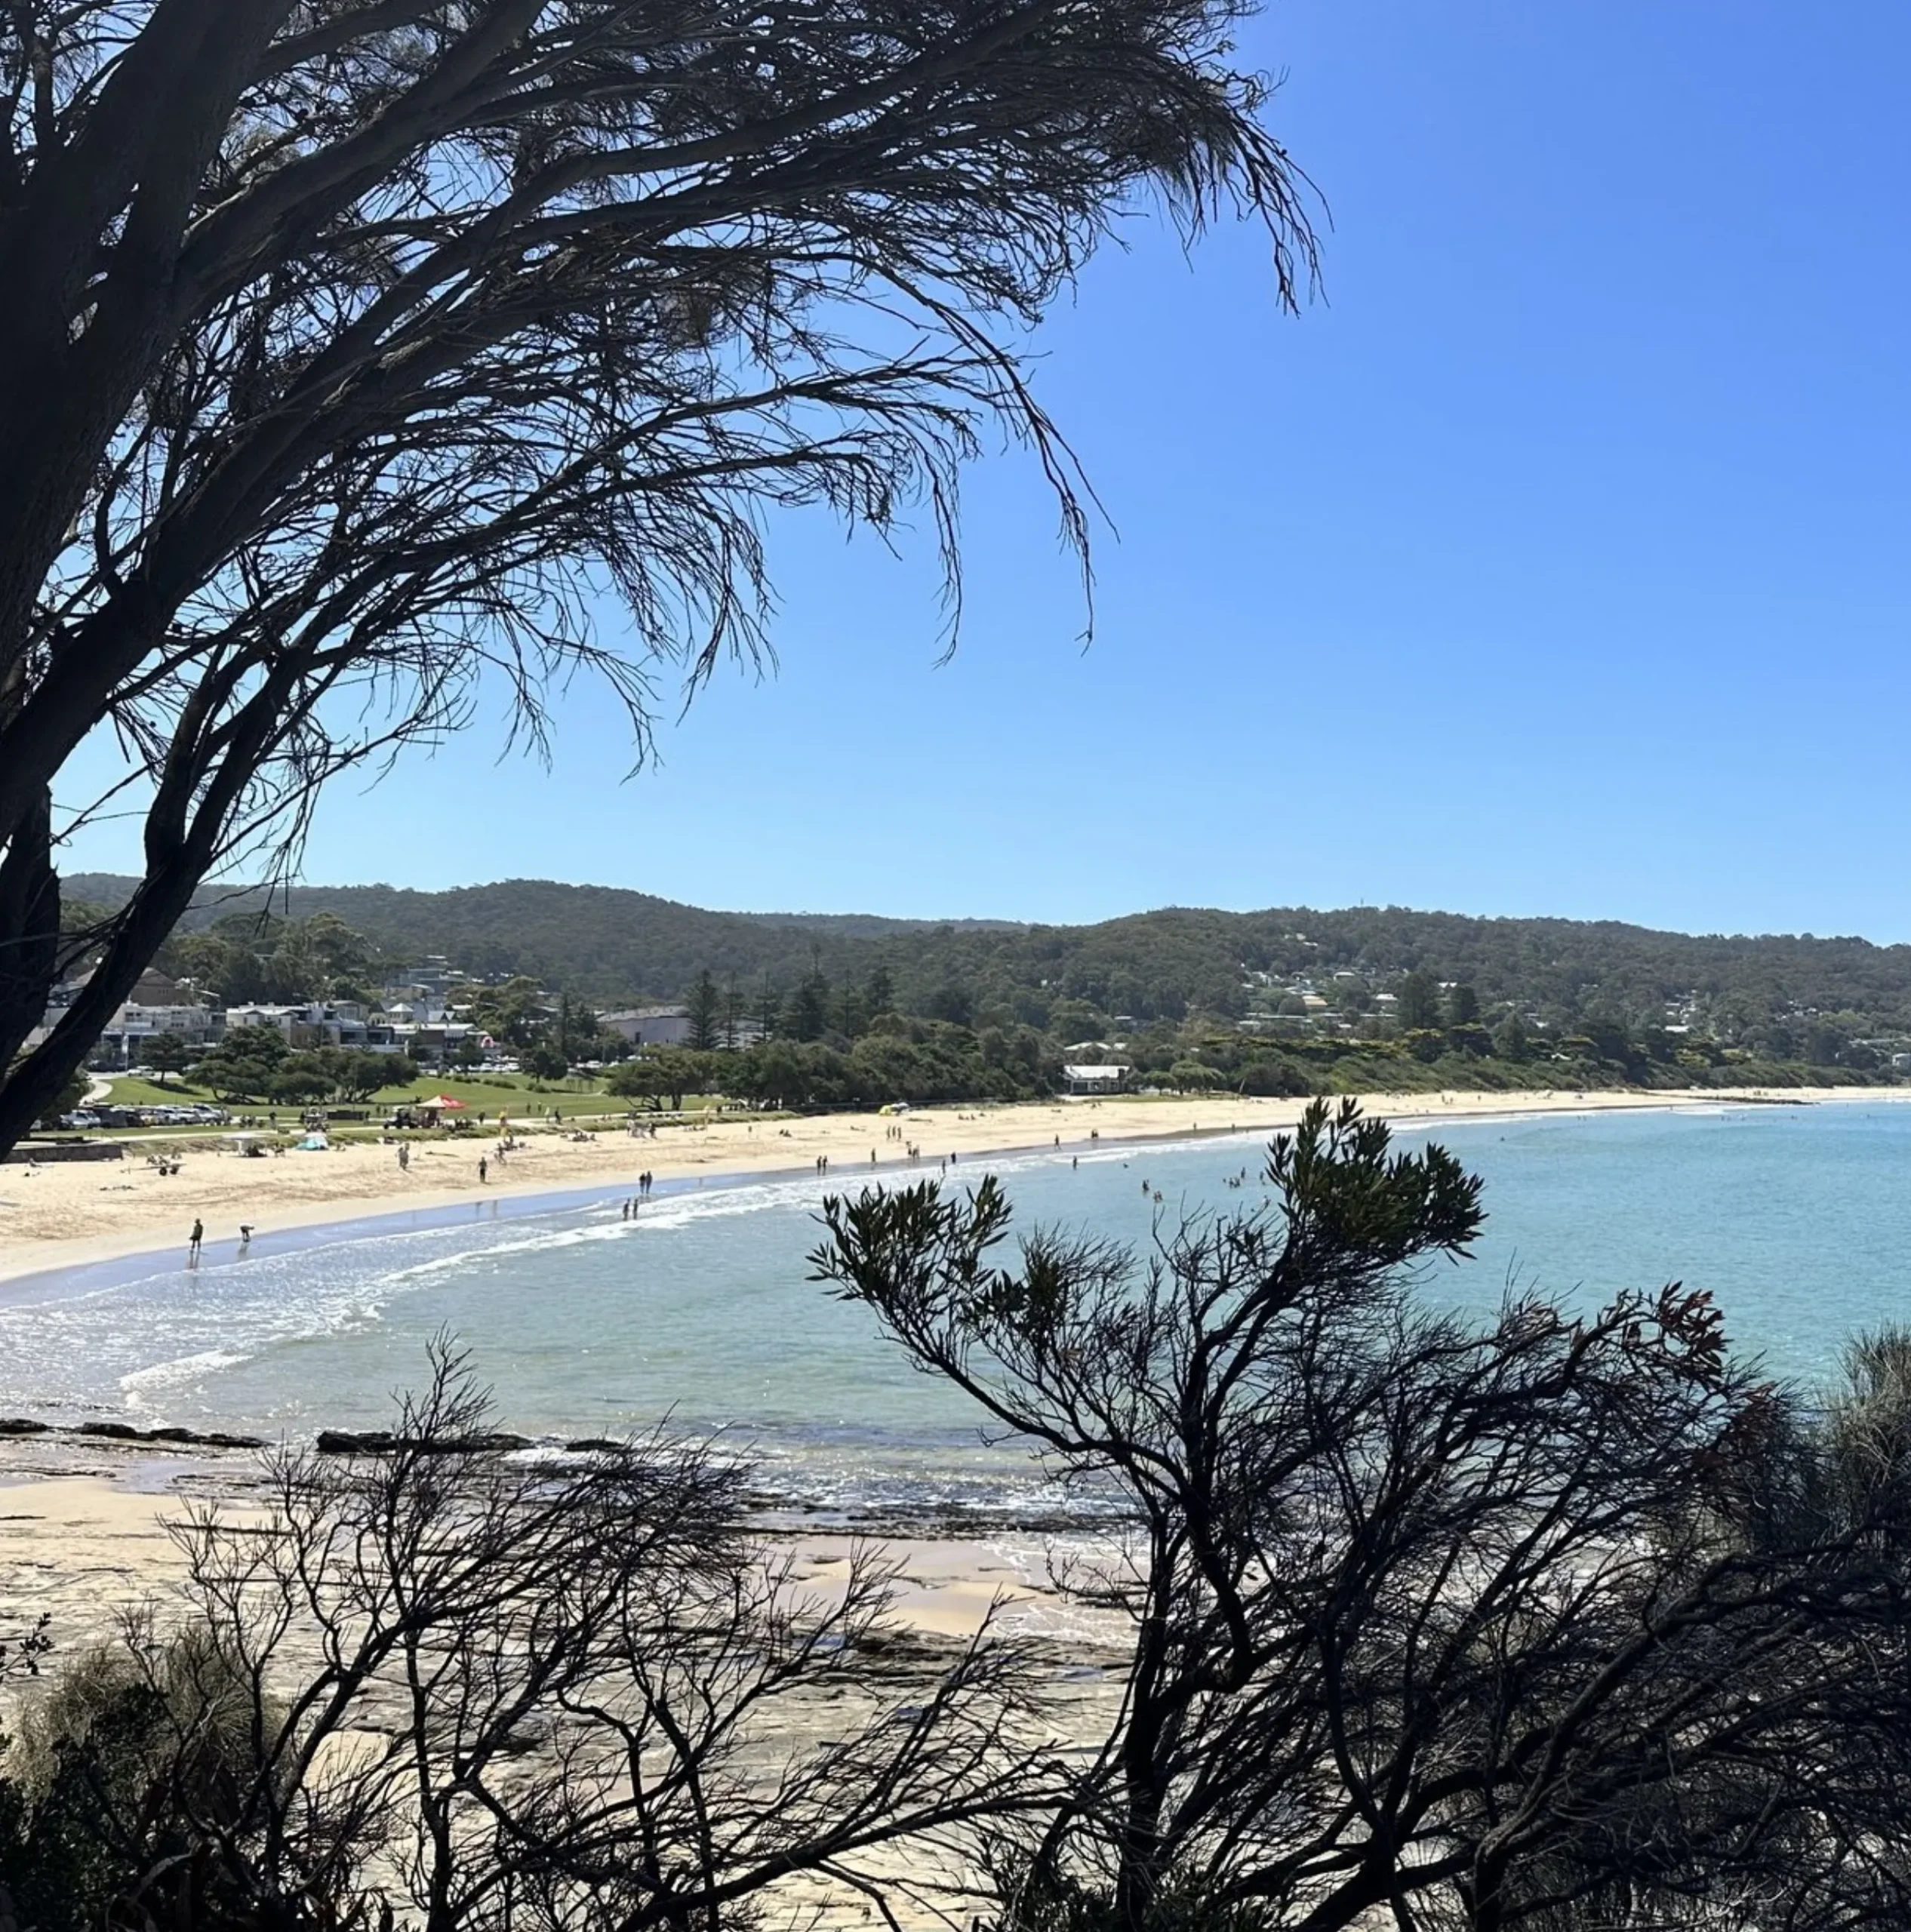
94, 968, 220, 1067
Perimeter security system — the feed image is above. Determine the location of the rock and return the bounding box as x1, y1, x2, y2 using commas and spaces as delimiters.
316, 1429, 531, 1456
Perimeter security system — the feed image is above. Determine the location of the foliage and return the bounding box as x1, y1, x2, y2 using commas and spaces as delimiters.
606, 1049, 706, 1111
0, 1346, 1052, 1930
0, 0, 1318, 1154
188, 1027, 414, 1103
142, 1031, 192, 1084
161, 912, 377, 1006
815, 1102, 1911, 1931
0, 1624, 281, 1932
78, 876, 1911, 1084
521, 1040, 571, 1084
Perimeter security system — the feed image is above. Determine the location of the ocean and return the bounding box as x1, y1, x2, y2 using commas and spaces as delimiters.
5, 1101, 1909, 1524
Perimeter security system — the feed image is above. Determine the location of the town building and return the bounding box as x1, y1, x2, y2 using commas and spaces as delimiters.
1062, 1063, 1131, 1095
600, 1005, 694, 1047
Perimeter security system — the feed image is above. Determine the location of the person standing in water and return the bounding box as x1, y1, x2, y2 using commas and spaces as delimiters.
188, 1218, 203, 1260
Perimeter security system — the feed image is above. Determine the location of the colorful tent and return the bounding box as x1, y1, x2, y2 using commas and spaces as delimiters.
424, 1095, 466, 1110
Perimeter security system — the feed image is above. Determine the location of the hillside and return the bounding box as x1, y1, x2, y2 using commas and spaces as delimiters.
65, 875, 1911, 1050
66, 875, 1016, 1004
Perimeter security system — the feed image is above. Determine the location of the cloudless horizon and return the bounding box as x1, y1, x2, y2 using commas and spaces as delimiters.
58, 2, 1911, 940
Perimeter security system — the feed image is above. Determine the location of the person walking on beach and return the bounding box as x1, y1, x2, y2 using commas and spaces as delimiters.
188, 1218, 203, 1259
479, 1156, 489, 1184
238, 1224, 253, 1251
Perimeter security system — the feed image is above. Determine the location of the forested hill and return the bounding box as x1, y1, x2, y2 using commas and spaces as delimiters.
65, 873, 1911, 1037
67, 875, 1015, 1002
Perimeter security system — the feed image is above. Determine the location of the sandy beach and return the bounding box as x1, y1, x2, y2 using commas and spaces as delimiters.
0, 1084, 1866, 1289
0, 1082, 1893, 1698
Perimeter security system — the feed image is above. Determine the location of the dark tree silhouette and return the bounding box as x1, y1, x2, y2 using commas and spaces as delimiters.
0, 1343, 1061, 1930
814, 1100, 1911, 1932
0, 0, 1319, 1153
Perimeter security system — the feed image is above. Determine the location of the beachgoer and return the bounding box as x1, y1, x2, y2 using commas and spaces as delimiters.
479, 1156, 489, 1183
1072, 1155, 1079, 1169
188, 1218, 203, 1257
238, 1224, 253, 1248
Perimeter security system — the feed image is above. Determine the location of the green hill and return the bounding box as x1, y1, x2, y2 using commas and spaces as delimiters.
64, 872, 1911, 1047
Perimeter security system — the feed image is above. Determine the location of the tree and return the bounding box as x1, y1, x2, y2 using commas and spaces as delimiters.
143, 1030, 193, 1085
522, 1039, 570, 1084
610, 1048, 706, 1110
865, 962, 898, 1019
1491, 1009, 1531, 1060
0, 2, 1319, 1158
783, 966, 832, 1043
190, 1023, 290, 1101
464, 976, 548, 1050
0, 1346, 1055, 1930
925, 982, 977, 1028
1395, 968, 1442, 1030
1444, 979, 1481, 1027
324, 1048, 416, 1102
814, 1101, 1911, 1932
687, 969, 722, 1053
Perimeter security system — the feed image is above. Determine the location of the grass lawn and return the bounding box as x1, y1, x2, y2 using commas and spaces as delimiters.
103, 1075, 217, 1109
365, 1074, 612, 1111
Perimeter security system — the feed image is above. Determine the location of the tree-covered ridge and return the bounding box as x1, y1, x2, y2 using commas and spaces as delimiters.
71, 872, 1911, 1051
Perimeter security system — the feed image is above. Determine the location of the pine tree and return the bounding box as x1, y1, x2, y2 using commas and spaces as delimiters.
687, 971, 722, 1053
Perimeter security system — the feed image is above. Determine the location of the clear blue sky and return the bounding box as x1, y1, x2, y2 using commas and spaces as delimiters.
60, 2, 1911, 936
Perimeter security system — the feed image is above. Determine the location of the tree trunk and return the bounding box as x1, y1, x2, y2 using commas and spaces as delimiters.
0, 787, 60, 1074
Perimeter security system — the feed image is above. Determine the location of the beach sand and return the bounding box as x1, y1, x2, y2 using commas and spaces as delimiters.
0, 1084, 1863, 1288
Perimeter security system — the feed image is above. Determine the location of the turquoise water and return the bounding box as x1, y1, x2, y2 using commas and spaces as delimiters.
5, 1103, 1910, 1518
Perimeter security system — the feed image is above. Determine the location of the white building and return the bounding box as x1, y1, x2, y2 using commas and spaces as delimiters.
96, 969, 220, 1067
601, 1006, 693, 1047
1062, 1063, 1131, 1095
224, 1001, 384, 1051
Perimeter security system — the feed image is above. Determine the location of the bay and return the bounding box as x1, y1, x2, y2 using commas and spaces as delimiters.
4, 1102, 1907, 1521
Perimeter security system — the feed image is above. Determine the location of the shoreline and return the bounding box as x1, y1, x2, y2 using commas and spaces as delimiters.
0, 1082, 1903, 1671
0, 1084, 1877, 1297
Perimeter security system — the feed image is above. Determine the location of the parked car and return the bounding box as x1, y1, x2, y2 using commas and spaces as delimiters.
60, 1112, 100, 1129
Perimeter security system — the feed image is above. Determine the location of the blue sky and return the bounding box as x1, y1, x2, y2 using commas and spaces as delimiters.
60, 2, 1911, 935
